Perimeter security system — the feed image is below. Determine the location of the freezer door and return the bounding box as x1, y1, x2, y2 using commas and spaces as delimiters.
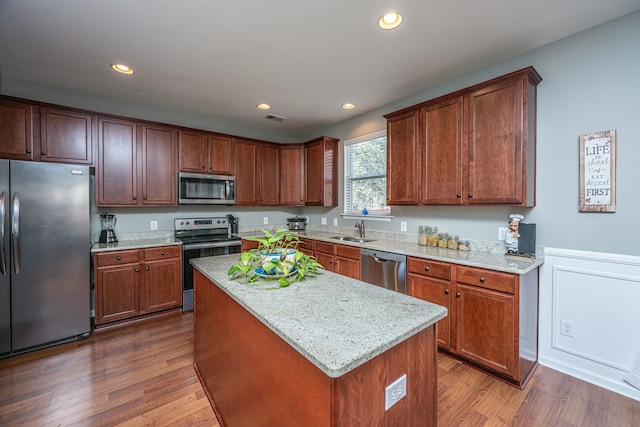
0, 160, 10, 354
10, 161, 90, 351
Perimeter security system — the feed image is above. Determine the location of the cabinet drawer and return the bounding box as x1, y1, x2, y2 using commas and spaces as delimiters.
95, 250, 140, 267
408, 257, 451, 281
144, 246, 181, 261
314, 241, 335, 255
335, 244, 360, 260
456, 266, 515, 294
298, 238, 314, 252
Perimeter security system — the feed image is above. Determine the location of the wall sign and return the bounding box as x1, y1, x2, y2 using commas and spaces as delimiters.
579, 130, 616, 213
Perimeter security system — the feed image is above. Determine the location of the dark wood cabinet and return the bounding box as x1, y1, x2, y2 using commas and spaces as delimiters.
305, 136, 338, 206
407, 257, 539, 388
385, 67, 541, 207
97, 118, 176, 206
314, 241, 360, 280
258, 143, 280, 205
94, 246, 182, 328
0, 99, 34, 160
386, 110, 419, 205
234, 138, 259, 205
40, 108, 93, 165
209, 135, 235, 175
279, 144, 305, 206
179, 131, 235, 175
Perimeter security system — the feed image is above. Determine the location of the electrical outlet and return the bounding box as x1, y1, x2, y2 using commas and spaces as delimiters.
333, 218, 338, 226
150, 220, 158, 230
560, 319, 575, 337
400, 221, 407, 232
321, 217, 327, 225
263, 216, 269, 225
385, 374, 407, 411
498, 227, 508, 241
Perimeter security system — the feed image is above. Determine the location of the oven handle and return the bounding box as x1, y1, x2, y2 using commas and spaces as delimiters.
182, 241, 241, 251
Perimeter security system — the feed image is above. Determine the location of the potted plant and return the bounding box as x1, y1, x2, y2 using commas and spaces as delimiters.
228, 229, 323, 288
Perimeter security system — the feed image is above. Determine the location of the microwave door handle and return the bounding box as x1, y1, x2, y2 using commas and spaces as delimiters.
0, 191, 5, 275
226, 181, 231, 200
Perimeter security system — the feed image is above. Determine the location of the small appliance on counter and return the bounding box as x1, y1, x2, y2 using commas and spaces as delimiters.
287, 216, 307, 231
227, 214, 239, 235
99, 213, 118, 244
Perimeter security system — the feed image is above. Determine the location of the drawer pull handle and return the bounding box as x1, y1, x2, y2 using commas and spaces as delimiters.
468, 193, 473, 198
424, 266, 430, 271
161, 251, 165, 256
26, 149, 31, 154
41, 151, 46, 156
116, 256, 121, 260
480, 277, 485, 283
456, 193, 461, 198
456, 292, 461, 298
444, 289, 449, 295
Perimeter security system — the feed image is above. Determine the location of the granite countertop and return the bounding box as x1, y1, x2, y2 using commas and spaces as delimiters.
240, 230, 544, 275
191, 254, 447, 378
91, 236, 182, 252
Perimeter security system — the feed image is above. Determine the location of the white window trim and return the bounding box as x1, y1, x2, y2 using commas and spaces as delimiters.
343, 129, 390, 218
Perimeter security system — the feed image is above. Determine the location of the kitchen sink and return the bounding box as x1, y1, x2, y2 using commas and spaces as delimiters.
329, 236, 376, 243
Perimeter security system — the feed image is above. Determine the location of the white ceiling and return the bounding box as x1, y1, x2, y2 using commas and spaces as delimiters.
1, 1, 639, 137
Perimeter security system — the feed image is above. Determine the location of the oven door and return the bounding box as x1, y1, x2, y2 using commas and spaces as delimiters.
181, 243, 240, 312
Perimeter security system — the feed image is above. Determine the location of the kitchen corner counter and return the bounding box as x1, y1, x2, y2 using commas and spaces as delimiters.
90, 237, 182, 252
191, 254, 447, 378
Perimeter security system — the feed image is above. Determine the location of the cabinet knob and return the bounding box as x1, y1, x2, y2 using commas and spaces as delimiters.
41, 151, 46, 156
456, 292, 461, 298
161, 251, 165, 256
133, 196, 137, 200
26, 149, 31, 154
480, 277, 485, 283
468, 193, 473, 198
424, 266, 430, 271
116, 256, 121, 260
135, 268, 139, 272
444, 289, 449, 295
143, 196, 147, 200
456, 193, 461, 198
145, 267, 149, 271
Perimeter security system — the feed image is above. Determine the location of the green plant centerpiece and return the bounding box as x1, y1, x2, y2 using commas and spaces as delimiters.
228, 229, 323, 288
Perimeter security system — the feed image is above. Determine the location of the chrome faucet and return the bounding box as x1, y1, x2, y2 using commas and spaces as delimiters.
355, 220, 365, 238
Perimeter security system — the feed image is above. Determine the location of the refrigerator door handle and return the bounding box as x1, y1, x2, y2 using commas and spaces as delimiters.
11, 191, 20, 274
0, 191, 5, 275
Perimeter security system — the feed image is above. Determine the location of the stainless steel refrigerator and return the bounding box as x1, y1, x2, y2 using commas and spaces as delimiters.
1, 160, 90, 356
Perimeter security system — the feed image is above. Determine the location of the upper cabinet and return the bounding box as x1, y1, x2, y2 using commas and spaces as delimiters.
279, 144, 305, 206
40, 108, 93, 165
305, 136, 338, 206
385, 66, 541, 207
0, 98, 34, 160
178, 131, 235, 175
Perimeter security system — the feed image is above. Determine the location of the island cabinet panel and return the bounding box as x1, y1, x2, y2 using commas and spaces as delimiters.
193, 269, 438, 427
279, 143, 305, 206
93, 246, 182, 329
0, 98, 34, 160
386, 110, 419, 205
304, 136, 338, 206
407, 257, 539, 388
39, 108, 93, 165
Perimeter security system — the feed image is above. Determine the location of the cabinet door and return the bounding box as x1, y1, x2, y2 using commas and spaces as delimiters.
386, 110, 419, 205
258, 143, 280, 205
234, 139, 258, 205
279, 144, 305, 206
315, 252, 335, 273
141, 124, 177, 205
0, 99, 33, 160
335, 256, 360, 280
465, 77, 526, 205
209, 135, 235, 175
97, 117, 138, 206
454, 283, 516, 378
408, 273, 451, 349
40, 108, 92, 165
420, 98, 463, 205
305, 137, 338, 206
143, 258, 182, 313
95, 264, 140, 324
179, 130, 209, 172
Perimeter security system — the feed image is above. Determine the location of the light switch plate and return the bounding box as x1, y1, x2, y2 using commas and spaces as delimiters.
498, 227, 508, 241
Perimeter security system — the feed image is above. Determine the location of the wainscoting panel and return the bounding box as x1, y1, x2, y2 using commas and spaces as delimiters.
540, 248, 640, 401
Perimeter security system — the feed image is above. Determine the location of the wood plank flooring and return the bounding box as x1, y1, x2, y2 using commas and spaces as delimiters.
1, 312, 639, 426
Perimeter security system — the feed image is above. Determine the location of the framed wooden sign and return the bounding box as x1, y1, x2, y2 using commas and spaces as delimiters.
579, 130, 616, 212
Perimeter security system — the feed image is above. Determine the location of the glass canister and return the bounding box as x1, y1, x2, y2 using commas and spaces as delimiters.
458, 240, 471, 251
418, 226, 429, 246
438, 233, 449, 248
427, 227, 439, 247
448, 235, 459, 250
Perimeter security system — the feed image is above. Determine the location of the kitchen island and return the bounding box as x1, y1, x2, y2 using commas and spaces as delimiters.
191, 255, 447, 427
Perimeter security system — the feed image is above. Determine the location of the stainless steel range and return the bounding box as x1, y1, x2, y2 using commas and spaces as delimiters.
175, 216, 241, 311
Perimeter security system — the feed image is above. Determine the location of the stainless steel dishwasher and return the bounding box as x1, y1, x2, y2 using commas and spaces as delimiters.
360, 248, 407, 293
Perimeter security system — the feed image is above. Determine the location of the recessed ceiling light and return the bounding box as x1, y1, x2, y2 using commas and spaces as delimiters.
378, 12, 403, 30
257, 103, 271, 110
111, 63, 135, 75
342, 103, 356, 110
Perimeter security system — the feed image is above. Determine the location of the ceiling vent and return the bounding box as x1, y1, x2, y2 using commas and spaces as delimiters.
265, 113, 286, 122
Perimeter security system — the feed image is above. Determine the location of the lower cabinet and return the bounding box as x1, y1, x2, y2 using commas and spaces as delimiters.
408, 257, 539, 388
93, 246, 182, 327
314, 241, 361, 280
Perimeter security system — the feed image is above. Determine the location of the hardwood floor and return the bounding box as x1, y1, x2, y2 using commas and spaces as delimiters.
1, 312, 639, 426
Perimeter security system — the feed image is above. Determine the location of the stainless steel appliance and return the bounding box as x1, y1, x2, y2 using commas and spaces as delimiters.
99, 213, 118, 244
1, 160, 90, 357
360, 248, 407, 294
178, 172, 235, 205
287, 216, 307, 231
174, 217, 241, 311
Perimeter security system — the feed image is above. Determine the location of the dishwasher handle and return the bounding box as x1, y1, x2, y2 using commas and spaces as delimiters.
361, 248, 407, 264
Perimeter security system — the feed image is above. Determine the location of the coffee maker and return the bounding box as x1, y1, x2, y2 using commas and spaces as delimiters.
99, 213, 118, 244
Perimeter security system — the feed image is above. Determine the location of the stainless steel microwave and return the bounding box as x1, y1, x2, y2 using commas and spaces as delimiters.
178, 172, 235, 204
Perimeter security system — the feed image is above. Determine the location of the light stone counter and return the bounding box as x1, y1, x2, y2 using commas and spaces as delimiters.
91, 236, 182, 252
191, 254, 447, 378
240, 230, 543, 274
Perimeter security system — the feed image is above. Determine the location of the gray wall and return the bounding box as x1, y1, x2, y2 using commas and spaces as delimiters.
3, 11, 639, 256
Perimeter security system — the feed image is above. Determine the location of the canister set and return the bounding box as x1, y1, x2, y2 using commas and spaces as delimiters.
418, 226, 470, 251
